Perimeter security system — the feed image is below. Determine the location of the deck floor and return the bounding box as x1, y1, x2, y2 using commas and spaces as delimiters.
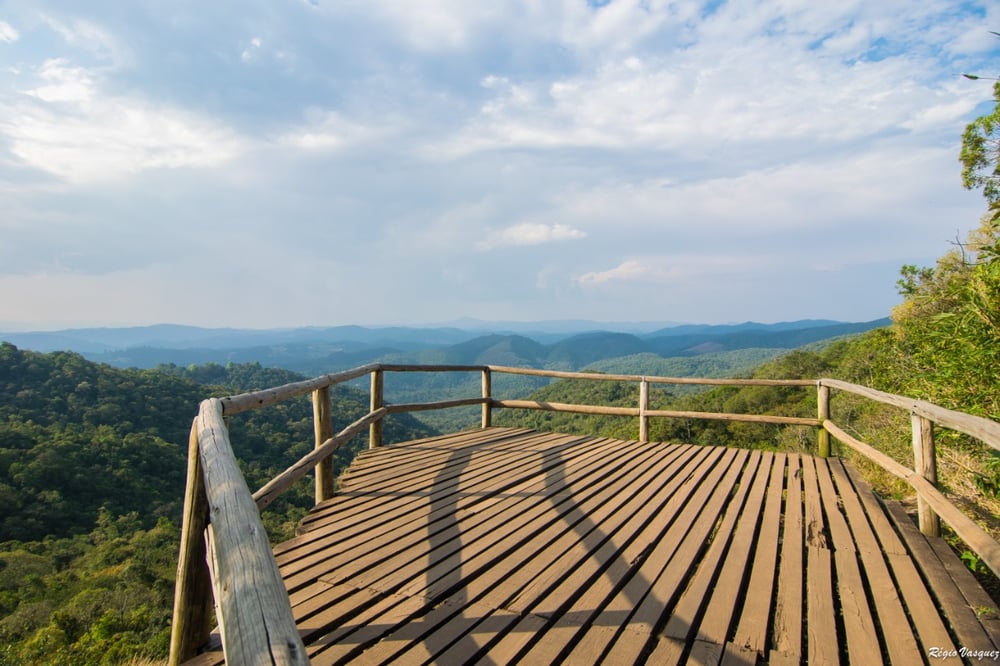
190, 427, 1000, 665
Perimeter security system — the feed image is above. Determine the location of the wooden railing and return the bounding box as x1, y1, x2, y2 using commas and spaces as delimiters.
168, 363, 1000, 665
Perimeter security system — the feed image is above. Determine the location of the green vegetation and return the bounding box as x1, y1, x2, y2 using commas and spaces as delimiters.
0, 349, 434, 664
961, 78, 1000, 215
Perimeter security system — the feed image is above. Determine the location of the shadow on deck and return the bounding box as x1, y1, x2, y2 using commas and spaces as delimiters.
187, 427, 1000, 665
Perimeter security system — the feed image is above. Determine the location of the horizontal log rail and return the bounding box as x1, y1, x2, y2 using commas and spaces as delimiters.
170, 363, 1000, 665
819, 378, 1000, 453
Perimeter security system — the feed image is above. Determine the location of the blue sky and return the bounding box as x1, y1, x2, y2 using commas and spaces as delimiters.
0, 0, 998, 330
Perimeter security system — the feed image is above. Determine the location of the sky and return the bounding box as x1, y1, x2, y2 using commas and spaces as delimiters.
0, 0, 998, 331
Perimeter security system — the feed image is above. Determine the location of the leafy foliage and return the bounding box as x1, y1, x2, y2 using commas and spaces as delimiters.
0, 348, 436, 664
961, 79, 1000, 216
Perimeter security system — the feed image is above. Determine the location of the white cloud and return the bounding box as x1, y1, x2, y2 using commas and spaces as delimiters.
577, 255, 756, 287
41, 14, 129, 66
24, 59, 95, 103
0, 50, 246, 183
577, 259, 663, 286
0, 20, 18, 43
479, 222, 587, 250
241, 36, 263, 62
277, 109, 386, 151
0, 1, 992, 328
436, 2, 985, 160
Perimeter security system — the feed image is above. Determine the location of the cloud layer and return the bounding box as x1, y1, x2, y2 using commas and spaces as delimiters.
0, 0, 997, 329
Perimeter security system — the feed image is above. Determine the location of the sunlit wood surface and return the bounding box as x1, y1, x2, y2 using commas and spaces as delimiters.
187, 427, 1000, 665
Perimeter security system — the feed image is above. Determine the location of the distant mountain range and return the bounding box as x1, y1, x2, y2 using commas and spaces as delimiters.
0, 318, 891, 374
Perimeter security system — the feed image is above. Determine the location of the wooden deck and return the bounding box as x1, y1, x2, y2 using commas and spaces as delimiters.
188, 427, 1000, 665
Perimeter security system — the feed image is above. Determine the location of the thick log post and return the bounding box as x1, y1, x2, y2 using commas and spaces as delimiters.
817, 383, 831, 458
168, 421, 214, 665
312, 386, 335, 503
197, 399, 307, 664
370, 368, 384, 448
911, 413, 940, 536
482, 368, 492, 428
639, 378, 650, 442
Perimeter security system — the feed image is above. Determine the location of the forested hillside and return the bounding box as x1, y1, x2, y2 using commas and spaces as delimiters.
0, 348, 434, 664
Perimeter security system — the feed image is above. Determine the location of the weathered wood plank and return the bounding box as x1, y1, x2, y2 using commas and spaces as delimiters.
801, 455, 838, 665
196, 398, 307, 665
490, 446, 740, 662
314, 438, 628, 594
472, 443, 703, 614
828, 459, 924, 663
279, 430, 591, 571
562, 449, 752, 663
882, 498, 996, 653
771, 453, 803, 658
814, 457, 881, 665
725, 453, 787, 660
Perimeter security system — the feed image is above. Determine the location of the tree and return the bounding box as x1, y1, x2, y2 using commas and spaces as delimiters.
960, 33, 1000, 216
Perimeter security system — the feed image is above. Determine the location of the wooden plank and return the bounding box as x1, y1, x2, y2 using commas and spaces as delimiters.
471, 443, 703, 613
882, 499, 998, 651
801, 455, 838, 665
654, 451, 772, 664
321, 438, 634, 595
640, 450, 763, 665
277, 432, 601, 582
306, 592, 430, 665
926, 536, 1000, 648
282, 436, 610, 581
490, 446, 740, 662
814, 457, 881, 664
185, 425, 1000, 665
557, 448, 754, 663
422, 442, 696, 604
827, 459, 925, 663
771, 453, 803, 658
291, 432, 561, 541
327, 428, 535, 492
296, 430, 583, 527
525, 445, 736, 618
724, 453, 788, 661
351, 436, 649, 597
345, 601, 518, 666
396, 442, 706, 663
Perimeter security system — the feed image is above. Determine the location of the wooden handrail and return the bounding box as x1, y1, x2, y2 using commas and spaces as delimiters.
253, 407, 388, 510
220, 363, 379, 415
170, 363, 1000, 664
819, 378, 1000, 452
181, 399, 306, 665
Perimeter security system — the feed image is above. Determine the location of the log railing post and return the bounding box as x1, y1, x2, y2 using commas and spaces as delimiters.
312, 386, 335, 503
639, 378, 650, 443
168, 421, 215, 665
482, 368, 492, 428
370, 368, 384, 448
911, 413, 940, 536
817, 382, 830, 458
